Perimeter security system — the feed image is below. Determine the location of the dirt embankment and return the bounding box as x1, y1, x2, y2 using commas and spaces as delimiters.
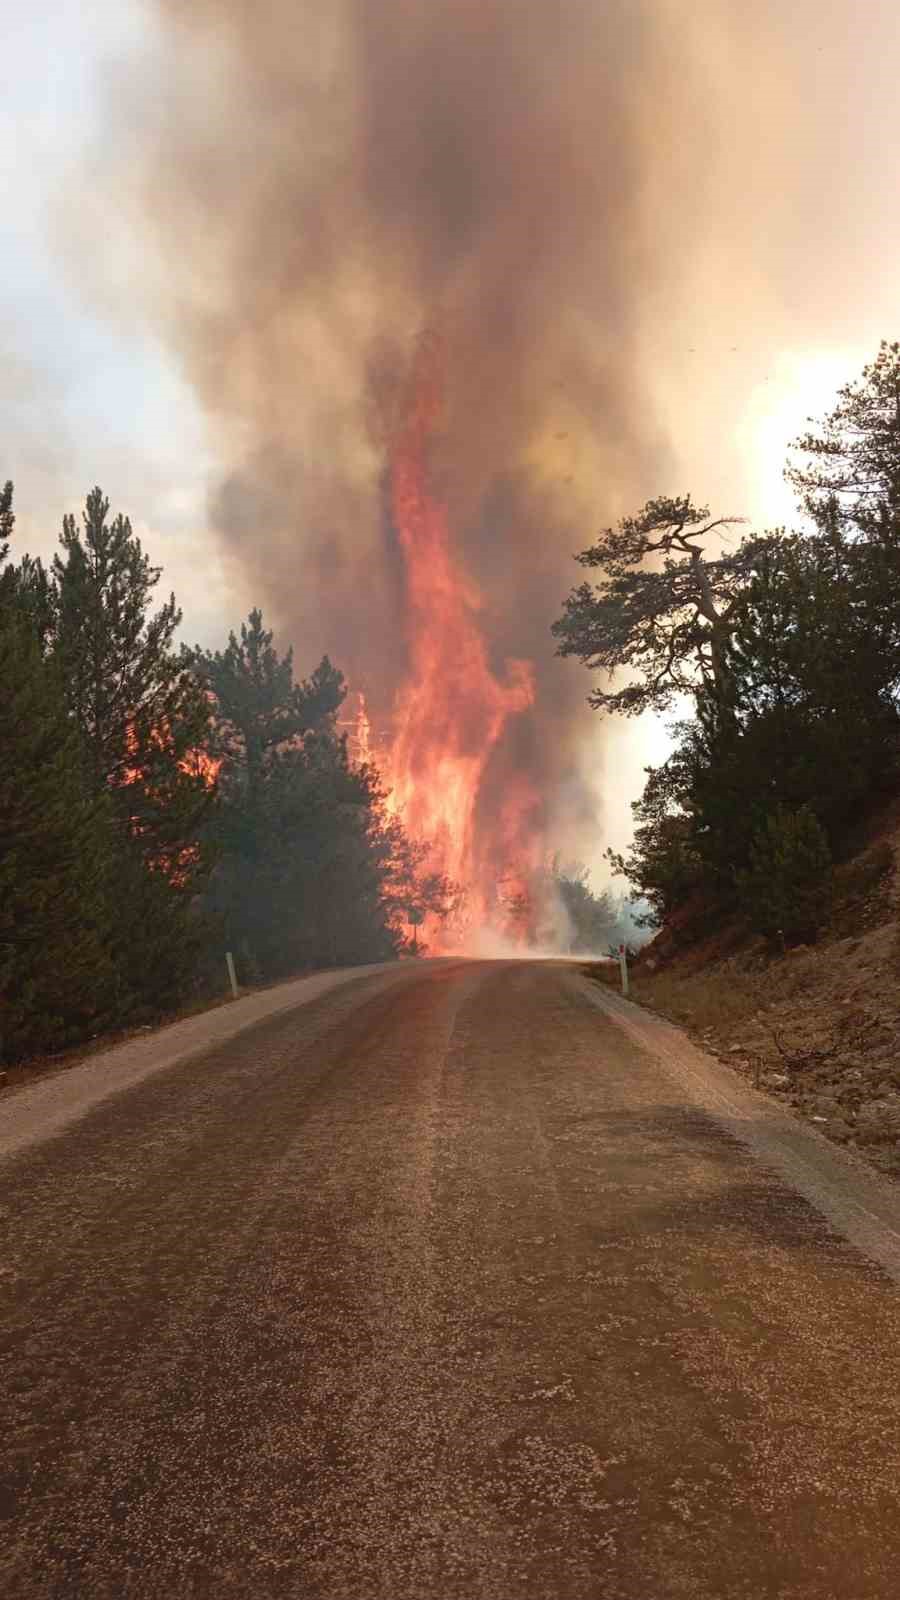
588, 808, 900, 1179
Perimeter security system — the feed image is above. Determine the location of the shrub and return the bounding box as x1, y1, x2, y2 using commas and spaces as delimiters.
738, 804, 832, 947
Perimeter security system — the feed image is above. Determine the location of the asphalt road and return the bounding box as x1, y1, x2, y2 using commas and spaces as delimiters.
3, 959, 900, 1598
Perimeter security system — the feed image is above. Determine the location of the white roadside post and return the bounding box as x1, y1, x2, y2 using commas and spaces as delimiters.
225, 951, 239, 1001
618, 942, 629, 998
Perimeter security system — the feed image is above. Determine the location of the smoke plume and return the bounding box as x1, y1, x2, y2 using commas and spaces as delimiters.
74, 0, 900, 929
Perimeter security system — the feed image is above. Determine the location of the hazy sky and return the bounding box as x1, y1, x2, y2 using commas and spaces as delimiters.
3, 0, 899, 870
0, 0, 238, 643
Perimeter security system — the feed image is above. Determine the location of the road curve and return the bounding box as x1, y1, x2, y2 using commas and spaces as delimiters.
3, 959, 900, 1598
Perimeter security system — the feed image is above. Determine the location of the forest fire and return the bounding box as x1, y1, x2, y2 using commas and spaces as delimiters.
120, 720, 221, 886
379, 335, 541, 949
114, 0, 677, 961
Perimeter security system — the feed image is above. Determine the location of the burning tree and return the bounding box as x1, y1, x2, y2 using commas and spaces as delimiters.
33, 488, 215, 1018
188, 607, 454, 975
50, 490, 213, 843
379, 333, 540, 948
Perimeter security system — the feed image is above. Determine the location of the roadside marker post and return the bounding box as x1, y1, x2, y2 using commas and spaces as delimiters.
618, 943, 629, 997
225, 951, 239, 1001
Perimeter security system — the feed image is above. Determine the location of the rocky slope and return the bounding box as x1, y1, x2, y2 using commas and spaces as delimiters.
589, 806, 900, 1178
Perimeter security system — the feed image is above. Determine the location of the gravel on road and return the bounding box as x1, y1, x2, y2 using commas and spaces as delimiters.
3, 959, 900, 1598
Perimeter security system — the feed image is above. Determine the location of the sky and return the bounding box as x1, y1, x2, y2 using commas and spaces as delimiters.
2, 0, 899, 878
0, 0, 238, 643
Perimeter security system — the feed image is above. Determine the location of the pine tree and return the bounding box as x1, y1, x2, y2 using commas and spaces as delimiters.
189, 611, 346, 966
193, 610, 382, 974
714, 524, 900, 849
787, 345, 900, 692
737, 805, 832, 947
191, 608, 346, 803
552, 495, 775, 717
51, 488, 213, 862
0, 488, 116, 1060
786, 341, 900, 526
0, 480, 13, 569
192, 609, 443, 974
49, 488, 215, 1015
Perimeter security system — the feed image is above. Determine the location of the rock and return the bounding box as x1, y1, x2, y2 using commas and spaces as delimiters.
811, 1094, 840, 1114
764, 1072, 790, 1088
855, 1097, 900, 1145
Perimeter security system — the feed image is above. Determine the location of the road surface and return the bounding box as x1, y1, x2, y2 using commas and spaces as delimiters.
3, 959, 900, 1598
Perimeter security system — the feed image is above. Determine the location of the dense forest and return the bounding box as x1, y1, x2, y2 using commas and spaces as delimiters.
0, 479, 627, 1064
556, 342, 900, 950
6, 343, 896, 1063
0, 491, 457, 1062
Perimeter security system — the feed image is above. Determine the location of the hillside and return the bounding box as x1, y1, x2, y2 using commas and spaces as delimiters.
588, 797, 900, 1179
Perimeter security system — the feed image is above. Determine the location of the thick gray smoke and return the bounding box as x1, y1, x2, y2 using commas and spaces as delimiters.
72, 0, 900, 869
93, 0, 691, 858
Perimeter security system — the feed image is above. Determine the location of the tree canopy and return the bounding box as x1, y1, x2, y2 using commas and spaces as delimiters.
553, 494, 762, 715
563, 346, 900, 948
786, 340, 900, 525
187, 609, 451, 980
0, 484, 453, 1064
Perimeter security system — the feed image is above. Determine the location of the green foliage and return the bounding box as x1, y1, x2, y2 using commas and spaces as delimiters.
785, 343, 900, 706
540, 860, 634, 950
12, 553, 55, 652
605, 735, 707, 925
500, 858, 637, 952
47, 490, 214, 1013
0, 498, 116, 1059
0, 480, 13, 570
551, 862, 624, 950
569, 345, 900, 947
737, 806, 832, 947
0, 483, 219, 1058
552, 494, 769, 715
102, 844, 207, 1020
786, 340, 900, 524
54, 491, 185, 780
1, 479, 448, 1061
190, 608, 346, 801
191, 610, 448, 978
51, 490, 213, 867
608, 521, 900, 922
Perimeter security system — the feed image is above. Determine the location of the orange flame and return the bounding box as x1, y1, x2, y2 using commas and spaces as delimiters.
120, 721, 221, 793
178, 745, 222, 788
119, 720, 220, 886
382, 334, 541, 948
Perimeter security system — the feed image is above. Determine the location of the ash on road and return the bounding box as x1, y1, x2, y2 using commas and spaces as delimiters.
3, 960, 900, 1598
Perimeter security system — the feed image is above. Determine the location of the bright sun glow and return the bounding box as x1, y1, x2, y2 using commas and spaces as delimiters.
736, 347, 869, 530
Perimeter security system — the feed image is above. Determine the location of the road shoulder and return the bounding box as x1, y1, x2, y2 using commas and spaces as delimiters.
576, 971, 900, 1285
0, 961, 412, 1164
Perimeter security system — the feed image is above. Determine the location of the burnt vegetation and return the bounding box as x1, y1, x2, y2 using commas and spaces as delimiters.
556, 342, 900, 952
